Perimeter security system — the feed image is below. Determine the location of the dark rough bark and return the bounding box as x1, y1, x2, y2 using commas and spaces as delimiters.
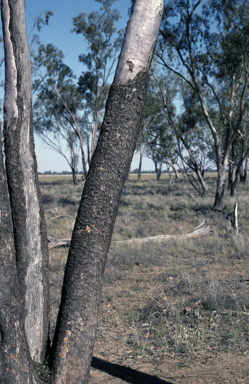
0, 130, 39, 383
51, 70, 149, 384
2, 0, 49, 362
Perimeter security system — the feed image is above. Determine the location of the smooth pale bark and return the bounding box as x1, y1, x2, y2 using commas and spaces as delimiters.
2, 0, 49, 363
51, 1, 163, 383
165, 161, 179, 178
196, 168, 208, 196
214, 163, 227, 210
240, 156, 248, 183
154, 161, 162, 181
228, 161, 240, 197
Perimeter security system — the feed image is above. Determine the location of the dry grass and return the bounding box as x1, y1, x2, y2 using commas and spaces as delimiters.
39, 173, 249, 362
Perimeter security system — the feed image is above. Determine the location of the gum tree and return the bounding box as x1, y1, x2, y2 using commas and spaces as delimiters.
0, 0, 164, 383
72, 0, 124, 162
33, 43, 86, 182
158, 0, 249, 209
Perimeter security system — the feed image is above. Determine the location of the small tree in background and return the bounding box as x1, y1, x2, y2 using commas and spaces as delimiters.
72, 0, 124, 162
33, 43, 88, 182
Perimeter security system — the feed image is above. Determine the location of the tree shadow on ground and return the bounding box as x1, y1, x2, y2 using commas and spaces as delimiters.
91, 356, 173, 384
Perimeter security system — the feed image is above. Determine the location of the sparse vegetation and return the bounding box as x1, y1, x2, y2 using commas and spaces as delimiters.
41, 173, 249, 372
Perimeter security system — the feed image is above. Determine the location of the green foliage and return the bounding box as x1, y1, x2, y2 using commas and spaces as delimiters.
161, 0, 249, 129
32, 0, 124, 175
33, 43, 84, 179
142, 67, 177, 170
33, 43, 83, 134
158, 0, 249, 205
72, 0, 124, 137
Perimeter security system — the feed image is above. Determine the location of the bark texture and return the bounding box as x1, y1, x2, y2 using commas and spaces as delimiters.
51, 1, 163, 382
0, 131, 39, 383
2, 0, 49, 363
51, 69, 149, 384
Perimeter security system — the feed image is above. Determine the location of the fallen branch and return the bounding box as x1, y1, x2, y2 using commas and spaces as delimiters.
46, 210, 76, 219
47, 220, 211, 249
114, 220, 210, 244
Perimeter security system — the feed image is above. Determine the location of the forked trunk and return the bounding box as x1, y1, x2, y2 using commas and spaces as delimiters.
196, 168, 208, 197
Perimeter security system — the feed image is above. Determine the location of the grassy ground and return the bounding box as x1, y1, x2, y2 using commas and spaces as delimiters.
39, 173, 249, 383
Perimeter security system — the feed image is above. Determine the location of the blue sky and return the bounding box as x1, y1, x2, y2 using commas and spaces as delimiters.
25, 0, 155, 173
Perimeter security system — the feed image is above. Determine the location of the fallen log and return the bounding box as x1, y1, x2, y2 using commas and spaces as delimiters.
115, 220, 210, 244
48, 220, 210, 249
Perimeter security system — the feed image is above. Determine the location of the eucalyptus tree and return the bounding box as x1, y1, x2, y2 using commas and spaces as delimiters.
0, 0, 163, 383
143, 76, 177, 181
152, 65, 211, 196
72, 0, 124, 161
33, 43, 88, 181
158, 0, 249, 209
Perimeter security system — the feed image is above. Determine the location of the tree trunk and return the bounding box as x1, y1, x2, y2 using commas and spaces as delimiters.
229, 164, 240, 197
240, 156, 248, 183
91, 110, 100, 161
2, 0, 49, 364
0, 0, 163, 382
137, 143, 144, 182
50, 1, 163, 383
126, 165, 131, 181
155, 161, 162, 181
168, 165, 172, 189
213, 165, 227, 210
72, 167, 77, 185
196, 167, 208, 197
171, 162, 179, 178
164, 160, 179, 178
81, 146, 88, 179
0, 126, 40, 384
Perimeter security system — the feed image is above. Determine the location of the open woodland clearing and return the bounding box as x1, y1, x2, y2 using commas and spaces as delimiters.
39, 174, 249, 383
